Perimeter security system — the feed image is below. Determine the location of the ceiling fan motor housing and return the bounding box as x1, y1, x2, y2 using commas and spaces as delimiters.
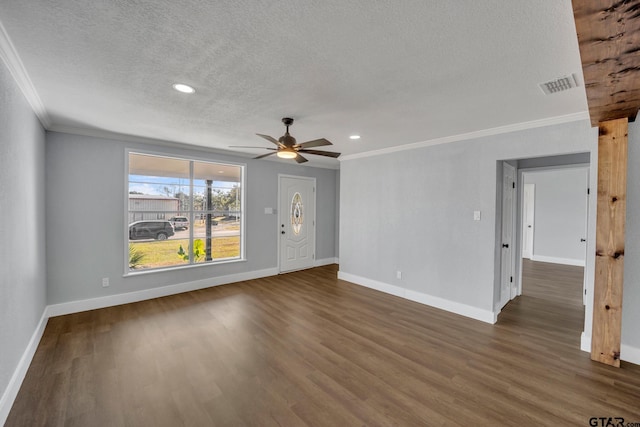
280, 118, 296, 147
279, 134, 297, 147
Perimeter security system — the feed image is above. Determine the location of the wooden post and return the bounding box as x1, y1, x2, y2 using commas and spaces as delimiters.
591, 117, 627, 367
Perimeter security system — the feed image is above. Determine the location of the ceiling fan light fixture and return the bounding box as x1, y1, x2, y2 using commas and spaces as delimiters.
231, 118, 339, 163
277, 149, 297, 159
172, 83, 195, 94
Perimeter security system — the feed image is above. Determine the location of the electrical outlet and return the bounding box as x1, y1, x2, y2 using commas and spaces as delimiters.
396, 271, 402, 280
474, 210, 481, 221
102, 277, 109, 288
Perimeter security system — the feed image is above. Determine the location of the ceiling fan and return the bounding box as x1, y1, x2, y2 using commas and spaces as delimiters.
230, 118, 341, 163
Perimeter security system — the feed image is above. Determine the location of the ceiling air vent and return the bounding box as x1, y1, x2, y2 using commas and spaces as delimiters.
539, 74, 579, 95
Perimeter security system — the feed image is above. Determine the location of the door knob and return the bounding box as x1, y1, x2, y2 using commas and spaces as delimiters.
281, 230, 285, 235
580, 238, 586, 242
527, 225, 532, 228
502, 243, 509, 248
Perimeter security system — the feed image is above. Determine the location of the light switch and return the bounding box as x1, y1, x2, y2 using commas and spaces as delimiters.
474, 211, 481, 221
264, 207, 273, 214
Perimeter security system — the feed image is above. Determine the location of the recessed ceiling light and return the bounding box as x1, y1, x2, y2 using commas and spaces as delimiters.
218, 170, 224, 173
349, 135, 361, 140
172, 83, 195, 94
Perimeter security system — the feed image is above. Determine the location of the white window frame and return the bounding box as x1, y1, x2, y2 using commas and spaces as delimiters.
124, 149, 246, 276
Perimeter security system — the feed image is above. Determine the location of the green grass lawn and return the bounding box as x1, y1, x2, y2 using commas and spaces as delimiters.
192, 220, 240, 232
130, 236, 240, 270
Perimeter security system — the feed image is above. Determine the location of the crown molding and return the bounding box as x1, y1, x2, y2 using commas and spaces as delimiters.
48, 125, 341, 170
0, 11, 587, 168
0, 19, 51, 128
340, 111, 591, 162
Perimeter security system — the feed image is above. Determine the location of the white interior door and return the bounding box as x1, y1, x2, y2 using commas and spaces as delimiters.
522, 183, 535, 259
279, 175, 316, 273
500, 163, 516, 308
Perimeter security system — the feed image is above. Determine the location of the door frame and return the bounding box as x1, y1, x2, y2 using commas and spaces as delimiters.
516, 164, 590, 297
582, 168, 590, 306
500, 162, 517, 309
499, 156, 594, 352
277, 174, 317, 273
522, 183, 535, 260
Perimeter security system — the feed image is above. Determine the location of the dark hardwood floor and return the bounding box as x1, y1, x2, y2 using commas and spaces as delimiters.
7, 263, 640, 426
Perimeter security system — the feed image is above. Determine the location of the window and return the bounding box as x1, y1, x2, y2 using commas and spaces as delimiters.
127, 152, 244, 272
291, 192, 303, 235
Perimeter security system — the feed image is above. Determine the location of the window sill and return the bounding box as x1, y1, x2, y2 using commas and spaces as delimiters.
124, 257, 247, 278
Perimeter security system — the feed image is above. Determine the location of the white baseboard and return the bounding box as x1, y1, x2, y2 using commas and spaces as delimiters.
0, 310, 48, 426
47, 267, 279, 317
579, 332, 639, 366
337, 271, 496, 324
621, 344, 640, 366
314, 257, 339, 267
580, 331, 591, 353
531, 255, 585, 267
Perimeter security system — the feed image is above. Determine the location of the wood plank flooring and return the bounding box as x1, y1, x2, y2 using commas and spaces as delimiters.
7, 263, 640, 426
521, 258, 584, 307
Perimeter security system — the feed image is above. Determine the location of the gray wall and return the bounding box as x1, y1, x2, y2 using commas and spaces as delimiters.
623, 120, 640, 350
0, 62, 46, 405
45, 132, 338, 304
518, 152, 590, 169
340, 120, 597, 315
524, 167, 588, 264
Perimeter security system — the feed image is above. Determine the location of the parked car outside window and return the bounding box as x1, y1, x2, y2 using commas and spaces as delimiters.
129, 220, 175, 241
169, 216, 189, 230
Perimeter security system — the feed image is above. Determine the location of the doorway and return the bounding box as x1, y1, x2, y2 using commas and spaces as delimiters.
494, 153, 595, 350
520, 167, 588, 268
278, 175, 316, 273
520, 166, 589, 307
497, 157, 591, 349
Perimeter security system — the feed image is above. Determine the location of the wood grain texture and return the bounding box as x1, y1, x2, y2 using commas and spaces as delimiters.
572, 0, 640, 125
6, 264, 640, 426
592, 118, 628, 367
521, 259, 584, 307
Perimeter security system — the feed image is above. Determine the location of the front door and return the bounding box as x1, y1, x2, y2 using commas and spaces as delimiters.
279, 175, 316, 273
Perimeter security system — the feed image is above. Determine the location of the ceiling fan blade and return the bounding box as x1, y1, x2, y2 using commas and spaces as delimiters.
297, 138, 332, 149
298, 149, 341, 158
256, 133, 282, 147
254, 152, 277, 159
229, 146, 276, 150
295, 154, 308, 163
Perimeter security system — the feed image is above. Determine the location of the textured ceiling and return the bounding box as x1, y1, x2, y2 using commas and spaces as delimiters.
0, 1, 588, 167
